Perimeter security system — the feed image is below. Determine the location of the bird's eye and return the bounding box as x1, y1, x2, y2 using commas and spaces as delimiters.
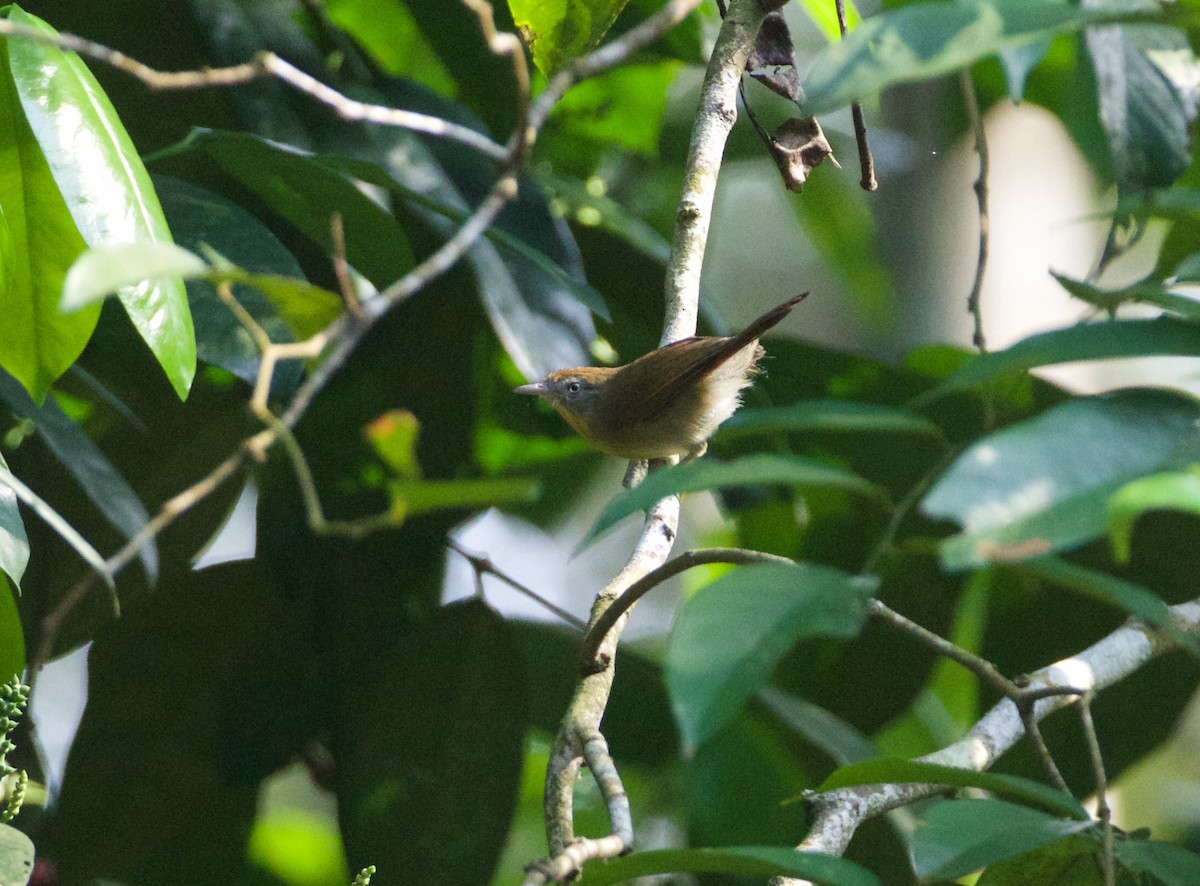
566, 381, 582, 395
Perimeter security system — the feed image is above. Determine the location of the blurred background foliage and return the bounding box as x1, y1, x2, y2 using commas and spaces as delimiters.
1, 0, 1200, 884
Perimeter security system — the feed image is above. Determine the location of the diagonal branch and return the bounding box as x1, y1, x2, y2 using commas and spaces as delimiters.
769, 598, 1200, 885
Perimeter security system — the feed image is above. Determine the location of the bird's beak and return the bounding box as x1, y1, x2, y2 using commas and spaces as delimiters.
514, 381, 549, 397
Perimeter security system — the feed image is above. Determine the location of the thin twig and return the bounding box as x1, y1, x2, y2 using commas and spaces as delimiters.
0, 20, 509, 161
579, 547, 790, 671
771, 599, 1200, 880
446, 539, 587, 631
1079, 693, 1115, 886
960, 68, 989, 353
835, 0, 876, 191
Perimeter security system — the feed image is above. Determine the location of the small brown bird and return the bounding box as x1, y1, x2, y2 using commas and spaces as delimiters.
515, 294, 807, 460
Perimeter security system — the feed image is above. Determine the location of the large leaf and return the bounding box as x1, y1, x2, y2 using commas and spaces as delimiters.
6, 6, 194, 399
722, 399, 941, 438
1108, 469, 1200, 562
336, 599, 526, 885
1016, 556, 1200, 658
1115, 837, 1200, 885
509, 0, 631, 75
922, 390, 1200, 570
160, 129, 414, 290
574, 846, 880, 886
666, 561, 876, 752
0, 369, 156, 582
1084, 17, 1195, 192
584, 454, 885, 547
910, 798, 1093, 881
0, 13, 96, 402
0, 575, 24, 681
820, 758, 1088, 820
0, 452, 28, 590
801, 0, 1152, 116
0, 823, 34, 886
922, 317, 1200, 399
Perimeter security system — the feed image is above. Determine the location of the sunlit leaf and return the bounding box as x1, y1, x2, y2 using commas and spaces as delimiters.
0, 823, 34, 886
6, 6, 194, 399
0, 575, 24, 680
667, 561, 876, 752
62, 243, 207, 312
922, 390, 1200, 570
509, 0, 631, 74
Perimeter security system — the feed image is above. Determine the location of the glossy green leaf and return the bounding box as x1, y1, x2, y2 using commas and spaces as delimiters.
0, 823, 34, 886
6, 6, 194, 399
1017, 556, 1200, 658
162, 129, 414, 289
1084, 19, 1194, 192
0, 370, 155, 582
1109, 469, 1200, 562
911, 798, 1093, 881
1115, 837, 1200, 884
584, 454, 884, 546
509, 0, 631, 75
923, 390, 1200, 570
575, 846, 880, 886
0, 15, 97, 403
820, 758, 1088, 820
923, 318, 1200, 399
0, 575, 24, 680
722, 399, 941, 438
801, 0, 1155, 116
0, 452, 28, 591
62, 242, 207, 312
667, 562, 876, 752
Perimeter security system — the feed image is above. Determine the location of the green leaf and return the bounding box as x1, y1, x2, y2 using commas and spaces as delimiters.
6, 6, 195, 399
0, 460, 111, 589
801, 0, 1151, 116
1054, 272, 1200, 322
975, 834, 1103, 885
1084, 19, 1195, 192
0, 370, 155, 582
583, 454, 884, 547
551, 61, 680, 156
62, 242, 208, 312
722, 399, 941, 438
385, 476, 540, 523
0, 452, 28, 591
911, 798, 1093, 881
1109, 469, 1200, 562
324, 0, 454, 94
922, 390, 1200, 570
1115, 837, 1200, 885
820, 758, 1088, 820
1016, 555, 1200, 658
0, 16, 97, 402
0, 823, 34, 886
0, 575, 24, 681
667, 561, 876, 752
798, 0, 862, 42
509, 0, 631, 75
758, 687, 878, 766
161, 129, 414, 290
574, 846, 880, 886
921, 318, 1200, 400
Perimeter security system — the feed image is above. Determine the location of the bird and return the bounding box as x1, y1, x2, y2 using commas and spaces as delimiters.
514, 293, 807, 460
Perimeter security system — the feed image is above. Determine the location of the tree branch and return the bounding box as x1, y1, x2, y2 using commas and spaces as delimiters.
769, 599, 1200, 885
